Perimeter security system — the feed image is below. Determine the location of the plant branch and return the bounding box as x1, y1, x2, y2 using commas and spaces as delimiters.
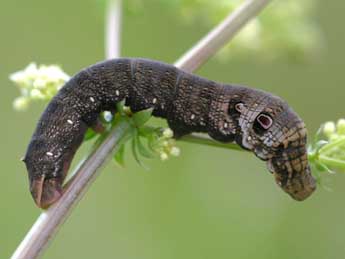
175, 0, 272, 72
180, 133, 244, 152
11, 0, 273, 258
105, 0, 122, 59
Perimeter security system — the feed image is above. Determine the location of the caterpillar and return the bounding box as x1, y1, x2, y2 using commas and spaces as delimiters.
23, 58, 316, 208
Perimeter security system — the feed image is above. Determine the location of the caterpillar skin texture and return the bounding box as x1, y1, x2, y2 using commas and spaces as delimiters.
23, 58, 316, 208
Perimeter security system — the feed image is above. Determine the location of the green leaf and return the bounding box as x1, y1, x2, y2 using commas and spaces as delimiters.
132, 108, 153, 127
131, 129, 149, 169
315, 140, 329, 150
116, 100, 126, 113
135, 134, 155, 159
114, 144, 126, 167
147, 133, 159, 153
312, 126, 324, 146
314, 160, 334, 174
138, 125, 157, 137
84, 128, 98, 141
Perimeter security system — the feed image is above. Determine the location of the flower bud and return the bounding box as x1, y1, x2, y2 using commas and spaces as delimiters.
30, 89, 44, 100
323, 121, 336, 139
13, 97, 29, 111
162, 128, 173, 138
160, 152, 168, 161
103, 111, 113, 122
170, 147, 180, 157
336, 119, 345, 135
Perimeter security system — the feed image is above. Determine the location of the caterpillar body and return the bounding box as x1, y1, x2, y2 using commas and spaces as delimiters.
23, 58, 316, 208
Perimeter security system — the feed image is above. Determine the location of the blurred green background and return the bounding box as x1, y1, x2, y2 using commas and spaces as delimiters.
2, 0, 345, 258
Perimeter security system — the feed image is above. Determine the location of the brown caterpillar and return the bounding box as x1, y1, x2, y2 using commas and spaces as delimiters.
23, 58, 316, 208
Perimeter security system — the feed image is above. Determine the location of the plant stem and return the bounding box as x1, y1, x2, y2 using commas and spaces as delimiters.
175, 0, 272, 72
180, 133, 245, 152
318, 137, 345, 155
319, 155, 345, 170
144, 126, 246, 152
11, 120, 131, 259
11, 0, 273, 258
105, 0, 122, 59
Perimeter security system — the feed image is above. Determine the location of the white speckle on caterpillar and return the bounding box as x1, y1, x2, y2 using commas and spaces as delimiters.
190, 114, 195, 120
67, 119, 73, 125
46, 152, 53, 157
224, 122, 228, 128
152, 98, 157, 104
115, 90, 120, 96
90, 97, 95, 102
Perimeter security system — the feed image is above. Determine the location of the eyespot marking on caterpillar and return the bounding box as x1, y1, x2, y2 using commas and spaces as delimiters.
235, 102, 245, 113
256, 114, 273, 130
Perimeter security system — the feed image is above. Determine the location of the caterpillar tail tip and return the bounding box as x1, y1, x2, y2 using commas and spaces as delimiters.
30, 175, 63, 209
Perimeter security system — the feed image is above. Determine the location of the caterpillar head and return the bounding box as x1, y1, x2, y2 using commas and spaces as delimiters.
232, 88, 316, 201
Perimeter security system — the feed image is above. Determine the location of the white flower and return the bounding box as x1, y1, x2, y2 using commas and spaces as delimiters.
103, 111, 113, 122
10, 63, 70, 111
336, 119, 345, 135
9, 71, 29, 87
160, 152, 169, 161
323, 121, 336, 138
162, 128, 173, 138
13, 97, 29, 111
169, 147, 180, 157
30, 89, 45, 100
33, 78, 47, 89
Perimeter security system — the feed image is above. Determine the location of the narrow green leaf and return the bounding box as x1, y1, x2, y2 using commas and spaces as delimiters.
138, 125, 157, 137
147, 133, 159, 153
84, 128, 98, 141
114, 144, 126, 167
132, 108, 153, 127
131, 130, 149, 169
116, 100, 126, 113
136, 134, 155, 159
314, 140, 329, 153
315, 161, 334, 174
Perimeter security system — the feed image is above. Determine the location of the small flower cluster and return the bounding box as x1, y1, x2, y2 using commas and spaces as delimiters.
153, 128, 180, 161
309, 118, 345, 176
9, 63, 70, 111
323, 119, 345, 142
